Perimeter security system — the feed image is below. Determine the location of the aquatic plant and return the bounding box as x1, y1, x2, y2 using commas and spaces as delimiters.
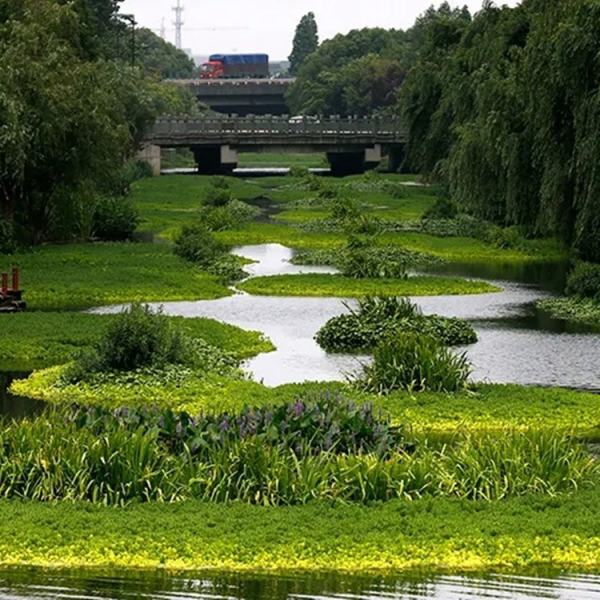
316, 297, 477, 353
355, 333, 471, 394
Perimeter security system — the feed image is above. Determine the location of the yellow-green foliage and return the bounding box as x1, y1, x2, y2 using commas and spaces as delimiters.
2, 491, 600, 572
239, 274, 499, 298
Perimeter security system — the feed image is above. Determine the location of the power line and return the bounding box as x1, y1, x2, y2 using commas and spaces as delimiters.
172, 0, 184, 49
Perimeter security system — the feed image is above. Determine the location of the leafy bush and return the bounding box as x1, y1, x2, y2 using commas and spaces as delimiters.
316, 296, 477, 353
102, 161, 154, 197
200, 200, 260, 231
174, 223, 226, 266
422, 197, 458, 221
204, 187, 233, 208
566, 261, 600, 300
92, 304, 190, 372
93, 196, 140, 241
289, 165, 310, 178
0, 220, 16, 254
206, 254, 248, 284
330, 196, 361, 221
80, 394, 402, 457
355, 333, 471, 394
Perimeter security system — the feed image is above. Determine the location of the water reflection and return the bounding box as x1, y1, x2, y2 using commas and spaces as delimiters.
0, 372, 44, 419
2, 569, 600, 600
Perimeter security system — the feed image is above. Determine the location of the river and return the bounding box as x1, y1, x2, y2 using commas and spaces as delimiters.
2, 569, 600, 600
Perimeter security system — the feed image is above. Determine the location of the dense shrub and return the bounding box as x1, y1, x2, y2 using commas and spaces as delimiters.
206, 254, 248, 284
289, 166, 310, 178
340, 244, 411, 279
422, 197, 458, 221
200, 200, 260, 231
102, 161, 154, 198
204, 188, 233, 208
93, 196, 140, 241
566, 262, 600, 300
0, 220, 16, 254
355, 333, 471, 394
84, 303, 189, 372
174, 224, 226, 266
330, 196, 361, 221
316, 297, 477, 353
80, 394, 402, 457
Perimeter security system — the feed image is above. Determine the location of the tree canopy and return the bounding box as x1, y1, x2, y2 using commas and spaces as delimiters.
289, 12, 319, 76
0, 0, 197, 244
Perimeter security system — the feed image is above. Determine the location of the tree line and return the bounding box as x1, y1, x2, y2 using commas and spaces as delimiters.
288, 1, 600, 262
0, 0, 196, 246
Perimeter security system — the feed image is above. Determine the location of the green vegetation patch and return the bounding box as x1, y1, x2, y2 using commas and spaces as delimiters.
538, 298, 600, 327
2, 490, 600, 572
6, 242, 230, 311
0, 313, 272, 371
238, 274, 499, 298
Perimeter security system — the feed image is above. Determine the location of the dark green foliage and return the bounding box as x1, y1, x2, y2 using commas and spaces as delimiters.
400, 0, 600, 261
316, 296, 477, 353
355, 333, 471, 394
289, 12, 319, 76
134, 28, 195, 78
87, 303, 189, 372
422, 197, 458, 221
0, 219, 15, 254
200, 200, 260, 232
93, 196, 139, 241
79, 394, 401, 457
566, 262, 600, 300
174, 224, 226, 266
205, 255, 247, 284
288, 28, 407, 116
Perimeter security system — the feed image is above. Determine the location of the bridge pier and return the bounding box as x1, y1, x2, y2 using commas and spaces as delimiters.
327, 145, 382, 177
388, 145, 406, 173
137, 144, 161, 176
193, 145, 238, 174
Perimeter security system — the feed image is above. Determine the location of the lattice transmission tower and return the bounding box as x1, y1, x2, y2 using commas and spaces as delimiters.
172, 0, 184, 49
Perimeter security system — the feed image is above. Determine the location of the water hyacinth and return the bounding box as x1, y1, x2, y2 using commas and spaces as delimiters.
73, 393, 404, 457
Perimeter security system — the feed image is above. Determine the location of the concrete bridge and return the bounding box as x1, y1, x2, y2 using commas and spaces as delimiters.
167, 79, 293, 116
141, 116, 407, 176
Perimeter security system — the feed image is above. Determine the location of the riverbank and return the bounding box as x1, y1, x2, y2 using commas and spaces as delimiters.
2, 490, 600, 573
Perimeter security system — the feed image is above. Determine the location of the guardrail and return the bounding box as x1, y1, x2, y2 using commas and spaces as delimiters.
148, 116, 407, 143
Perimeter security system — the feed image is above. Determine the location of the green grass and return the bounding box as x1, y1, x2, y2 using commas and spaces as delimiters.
0, 313, 273, 372
132, 175, 565, 264
238, 274, 499, 298
2, 490, 600, 572
130, 175, 265, 239
238, 152, 327, 168
538, 297, 600, 327
7, 243, 230, 311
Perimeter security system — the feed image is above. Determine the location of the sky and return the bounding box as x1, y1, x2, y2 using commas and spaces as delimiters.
119, 0, 521, 60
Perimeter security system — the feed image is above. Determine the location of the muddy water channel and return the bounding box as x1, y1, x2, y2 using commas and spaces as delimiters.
2, 569, 600, 600
96, 243, 600, 390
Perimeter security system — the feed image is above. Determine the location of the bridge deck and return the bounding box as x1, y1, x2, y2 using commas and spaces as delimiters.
147, 117, 407, 148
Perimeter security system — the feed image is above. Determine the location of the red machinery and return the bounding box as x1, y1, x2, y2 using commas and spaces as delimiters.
0, 267, 26, 312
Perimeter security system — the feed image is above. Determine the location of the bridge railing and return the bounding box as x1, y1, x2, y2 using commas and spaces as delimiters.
150, 116, 406, 140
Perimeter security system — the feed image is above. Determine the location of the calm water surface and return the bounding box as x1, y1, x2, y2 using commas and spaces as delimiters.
96, 244, 600, 389
2, 570, 600, 600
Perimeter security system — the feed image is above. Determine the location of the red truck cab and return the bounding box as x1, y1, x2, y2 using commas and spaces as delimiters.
200, 60, 225, 79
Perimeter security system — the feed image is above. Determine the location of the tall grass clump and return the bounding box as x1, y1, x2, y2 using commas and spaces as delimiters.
355, 333, 471, 394
566, 261, 600, 300
0, 410, 594, 506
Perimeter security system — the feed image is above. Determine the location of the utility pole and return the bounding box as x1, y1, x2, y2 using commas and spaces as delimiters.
172, 0, 184, 49
160, 18, 166, 40
121, 14, 137, 67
